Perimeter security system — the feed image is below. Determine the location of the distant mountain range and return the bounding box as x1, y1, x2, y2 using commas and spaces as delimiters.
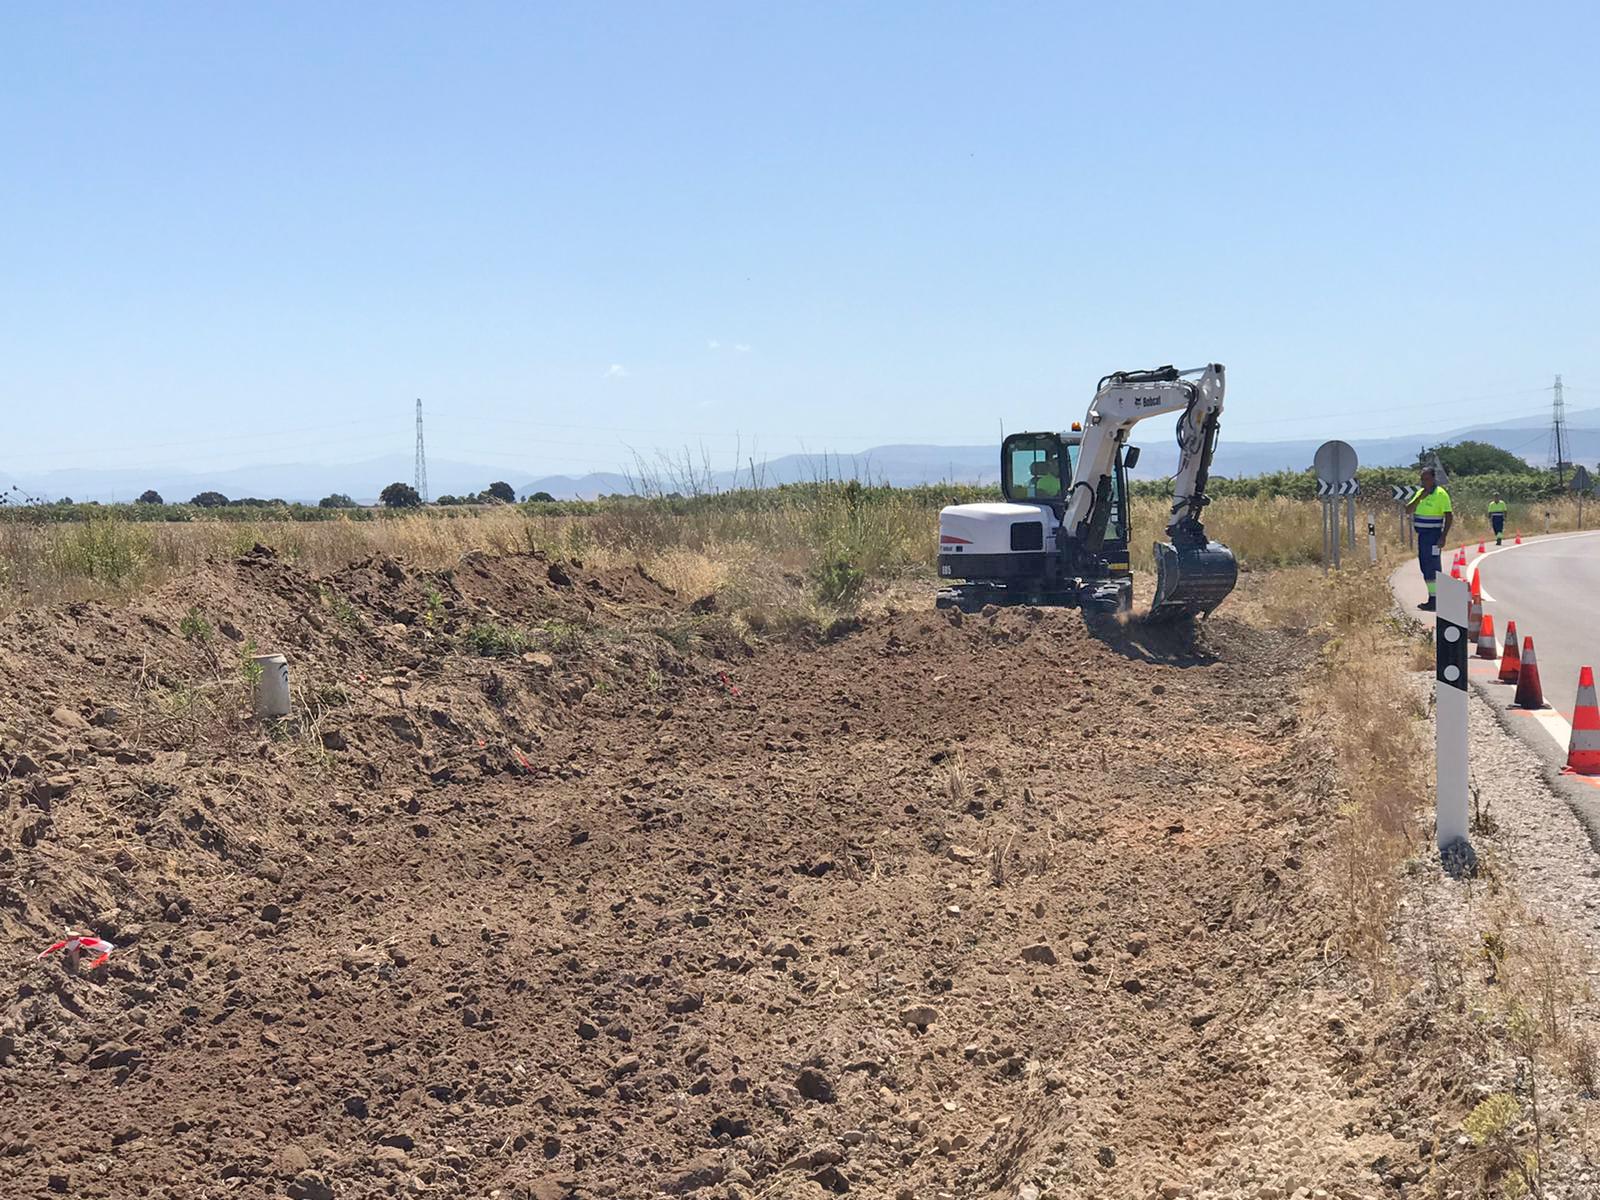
518, 410, 1600, 497
4, 410, 1597, 504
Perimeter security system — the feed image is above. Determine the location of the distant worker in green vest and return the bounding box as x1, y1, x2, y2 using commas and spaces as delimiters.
1405, 467, 1453, 611
1487, 493, 1508, 546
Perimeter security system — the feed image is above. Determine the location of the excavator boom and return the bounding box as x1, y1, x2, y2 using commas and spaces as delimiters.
1067, 364, 1235, 620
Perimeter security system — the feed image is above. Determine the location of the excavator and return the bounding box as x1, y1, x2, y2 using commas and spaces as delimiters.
935, 363, 1236, 621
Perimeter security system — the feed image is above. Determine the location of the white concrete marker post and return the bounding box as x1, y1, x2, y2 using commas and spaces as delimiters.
1435, 575, 1469, 853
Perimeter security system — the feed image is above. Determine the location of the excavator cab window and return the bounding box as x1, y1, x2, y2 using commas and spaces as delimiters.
1002, 433, 1066, 503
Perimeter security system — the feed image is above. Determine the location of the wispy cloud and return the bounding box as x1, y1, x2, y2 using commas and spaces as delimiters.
604, 364, 628, 378
708, 338, 753, 353
734, 343, 752, 353
707, 339, 721, 350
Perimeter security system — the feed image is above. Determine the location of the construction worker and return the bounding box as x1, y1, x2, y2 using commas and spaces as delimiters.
1487, 493, 1508, 546
1029, 459, 1061, 499
1406, 467, 1453, 610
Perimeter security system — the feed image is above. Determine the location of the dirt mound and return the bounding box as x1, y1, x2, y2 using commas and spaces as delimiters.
1, 560, 1443, 1198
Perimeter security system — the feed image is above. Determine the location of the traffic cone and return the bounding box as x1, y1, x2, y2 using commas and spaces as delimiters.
1513, 636, 1546, 709
1476, 612, 1498, 659
1450, 562, 1462, 580
1477, 539, 1486, 554
1470, 568, 1482, 599
1467, 591, 1482, 642
1565, 667, 1600, 775
1497, 620, 1521, 683
1515, 532, 1522, 545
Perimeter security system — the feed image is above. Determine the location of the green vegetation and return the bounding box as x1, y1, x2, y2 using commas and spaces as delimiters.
380, 482, 423, 509
179, 606, 213, 644
1417, 438, 1541, 477
463, 621, 529, 657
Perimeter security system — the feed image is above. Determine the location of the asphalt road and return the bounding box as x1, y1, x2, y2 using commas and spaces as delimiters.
1392, 528, 1600, 806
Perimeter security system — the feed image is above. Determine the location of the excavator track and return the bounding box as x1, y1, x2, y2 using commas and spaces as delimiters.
1148, 539, 1238, 621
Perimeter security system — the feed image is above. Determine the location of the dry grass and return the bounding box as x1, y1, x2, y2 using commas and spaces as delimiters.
1257, 564, 1427, 971
2, 490, 1594, 630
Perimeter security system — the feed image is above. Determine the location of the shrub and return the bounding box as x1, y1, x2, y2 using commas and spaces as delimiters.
380, 482, 422, 509
809, 547, 866, 608
463, 622, 528, 657
190, 491, 230, 508
136, 489, 163, 504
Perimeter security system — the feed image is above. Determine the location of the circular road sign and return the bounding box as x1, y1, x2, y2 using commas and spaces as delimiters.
1313, 439, 1359, 485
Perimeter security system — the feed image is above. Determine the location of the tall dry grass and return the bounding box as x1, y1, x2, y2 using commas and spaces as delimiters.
3, 490, 1596, 622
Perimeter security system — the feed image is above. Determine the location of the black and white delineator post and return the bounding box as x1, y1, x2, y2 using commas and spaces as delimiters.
1435, 574, 1469, 852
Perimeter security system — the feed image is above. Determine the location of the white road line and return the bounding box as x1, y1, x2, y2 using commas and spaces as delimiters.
1524, 705, 1574, 756
1466, 528, 1600, 601
1463, 528, 1600, 757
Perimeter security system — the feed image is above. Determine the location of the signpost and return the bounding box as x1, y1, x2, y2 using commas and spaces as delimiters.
1572, 465, 1594, 529
1313, 440, 1359, 571
1390, 483, 1421, 549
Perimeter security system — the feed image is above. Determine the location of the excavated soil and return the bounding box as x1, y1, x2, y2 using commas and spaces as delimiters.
0, 550, 1453, 1199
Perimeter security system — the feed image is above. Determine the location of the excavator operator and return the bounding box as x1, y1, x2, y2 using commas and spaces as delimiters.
1029, 459, 1061, 499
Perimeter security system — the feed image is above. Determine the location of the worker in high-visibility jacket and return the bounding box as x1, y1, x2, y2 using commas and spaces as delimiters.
1487, 494, 1508, 546
1405, 467, 1453, 611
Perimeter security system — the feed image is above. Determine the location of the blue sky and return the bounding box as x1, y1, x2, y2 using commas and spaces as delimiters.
4, 2, 1597, 478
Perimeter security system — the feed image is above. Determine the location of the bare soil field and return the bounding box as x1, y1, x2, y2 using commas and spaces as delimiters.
1, 549, 1472, 1198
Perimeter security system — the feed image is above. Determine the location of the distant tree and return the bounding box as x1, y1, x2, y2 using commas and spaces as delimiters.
434, 494, 461, 506
318, 493, 357, 509
190, 491, 229, 508
1414, 440, 1537, 477
380, 482, 422, 509
136, 489, 163, 504
485, 481, 516, 503
527, 490, 556, 503
54, 497, 74, 506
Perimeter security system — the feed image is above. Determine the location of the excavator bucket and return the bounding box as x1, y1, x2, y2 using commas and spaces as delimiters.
1149, 540, 1238, 621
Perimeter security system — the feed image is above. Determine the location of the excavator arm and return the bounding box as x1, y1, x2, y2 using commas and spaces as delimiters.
1064, 363, 1236, 620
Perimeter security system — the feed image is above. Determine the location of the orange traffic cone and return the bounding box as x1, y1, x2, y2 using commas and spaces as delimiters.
1566, 667, 1600, 775
1467, 591, 1482, 642
1513, 636, 1546, 709
1450, 562, 1462, 580
1470, 568, 1482, 599
1515, 532, 1522, 545
1497, 620, 1521, 683
1476, 612, 1498, 659
1477, 539, 1486, 554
